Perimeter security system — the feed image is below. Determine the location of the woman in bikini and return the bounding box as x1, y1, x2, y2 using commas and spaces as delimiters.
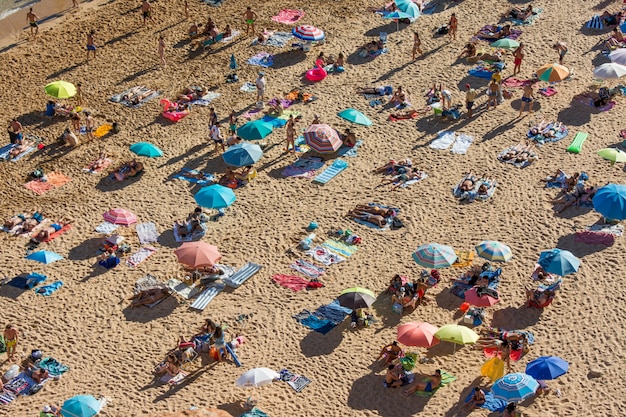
346, 210, 388, 227
353, 204, 395, 217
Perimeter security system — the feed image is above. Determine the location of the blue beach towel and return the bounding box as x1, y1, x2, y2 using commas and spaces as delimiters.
6, 273, 47, 289
248, 52, 274, 67
38, 357, 69, 376
337, 140, 363, 157
261, 115, 288, 128
0, 143, 16, 160
464, 388, 507, 412
315, 300, 352, 323
172, 168, 215, 185
312, 159, 348, 184
469, 68, 494, 79
35, 281, 63, 296
510, 8, 543, 26
587, 14, 604, 30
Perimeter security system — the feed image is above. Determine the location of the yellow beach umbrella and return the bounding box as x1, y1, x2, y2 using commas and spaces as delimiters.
44, 81, 77, 99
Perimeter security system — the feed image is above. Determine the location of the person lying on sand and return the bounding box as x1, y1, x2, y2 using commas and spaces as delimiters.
218, 168, 238, 188
373, 159, 412, 175
178, 86, 207, 103
368, 2, 398, 13
458, 42, 477, 59
477, 179, 495, 196
4, 211, 37, 229
111, 160, 144, 181
379, 168, 424, 190
86, 152, 111, 171
550, 186, 596, 213
526, 288, 555, 307
504, 5, 534, 21
477, 24, 511, 41
357, 85, 392, 96
403, 370, 442, 395
122, 88, 155, 105
346, 210, 388, 227
500, 142, 536, 163
9, 136, 32, 158
459, 172, 476, 192
129, 288, 169, 308
354, 204, 395, 217
601, 10, 624, 26
21, 211, 45, 232
35, 219, 72, 240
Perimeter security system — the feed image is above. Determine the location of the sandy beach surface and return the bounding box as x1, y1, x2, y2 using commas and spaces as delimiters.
0, 0, 625, 416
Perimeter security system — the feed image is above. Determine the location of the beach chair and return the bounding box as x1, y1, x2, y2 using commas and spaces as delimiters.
566, 131, 588, 154
312, 160, 348, 184
179, 347, 199, 370
222, 262, 263, 288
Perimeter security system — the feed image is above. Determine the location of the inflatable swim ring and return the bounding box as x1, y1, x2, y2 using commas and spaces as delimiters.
160, 98, 190, 122
305, 59, 327, 82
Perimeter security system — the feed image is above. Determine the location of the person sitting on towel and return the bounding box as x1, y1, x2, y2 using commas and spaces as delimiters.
526, 288, 555, 306
385, 364, 407, 388
376, 341, 402, 364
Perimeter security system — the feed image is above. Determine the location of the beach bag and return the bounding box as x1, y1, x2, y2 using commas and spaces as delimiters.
391, 217, 404, 230
392, 302, 403, 314
436, 25, 449, 35
30, 168, 45, 179
28, 384, 43, 395
400, 353, 417, 371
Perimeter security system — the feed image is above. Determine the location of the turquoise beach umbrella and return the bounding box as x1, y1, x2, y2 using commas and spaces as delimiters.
60, 395, 103, 417
222, 142, 263, 167
337, 108, 373, 126
491, 38, 519, 49
382, 11, 412, 32
395, 0, 421, 20
129, 142, 163, 158
194, 185, 236, 209
25, 250, 63, 264
537, 249, 580, 276
237, 120, 273, 141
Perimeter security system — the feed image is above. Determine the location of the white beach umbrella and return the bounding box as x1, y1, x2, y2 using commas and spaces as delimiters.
593, 62, 626, 80
608, 48, 626, 66
235, 368, 280, 388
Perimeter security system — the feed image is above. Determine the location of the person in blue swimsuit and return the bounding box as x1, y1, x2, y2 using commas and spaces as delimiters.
403, 369, 442, 395
36, 219, 71, 241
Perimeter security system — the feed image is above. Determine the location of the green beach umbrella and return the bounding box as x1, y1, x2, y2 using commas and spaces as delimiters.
434, 324, 479, 352
44, 81, 77, 99
129, 142, 163, 158
237, 120, 273, 141
536, 63, 570, 82
490, 38, 519, 49
337, 108, 373, 126
597, 148, 626, 165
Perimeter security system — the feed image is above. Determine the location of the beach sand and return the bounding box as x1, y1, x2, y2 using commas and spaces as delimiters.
0, 0, 625, 416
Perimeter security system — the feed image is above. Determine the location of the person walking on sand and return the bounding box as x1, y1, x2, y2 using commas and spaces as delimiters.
412, 31, 423, 60
86, 30, 96, 59
210, 123, 225, 153
4, 324, 19, 362
255, 71, 266, 102
229, 110, 237, 134
75, 83, 84, 106
141, 0, 154, 25
158, 35, 166, 68
448, 13, 458, 41
513, 42, 524, 75
465, 83, 477, 118
553, 41, 568, 64
26, 8, 40, 38
519, 83, 535, 117
243, 6, 258, 36
285, 114, 296, 153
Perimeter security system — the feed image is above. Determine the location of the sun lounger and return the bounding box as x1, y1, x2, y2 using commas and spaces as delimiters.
566, 131, 588, 154
190, 282, 225, 310
222, 262, 263, 288
312, 160, 348, 184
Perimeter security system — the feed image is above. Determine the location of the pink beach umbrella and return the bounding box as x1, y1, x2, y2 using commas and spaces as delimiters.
174, 241, 222, 268
464, 286, 500, 307
397, 322, 440, 348
303, 124, 342, 154
102, 208, 137, 225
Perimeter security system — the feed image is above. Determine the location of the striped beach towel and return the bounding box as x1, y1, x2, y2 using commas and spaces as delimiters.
190, 283, 225, 310
290, 259, 325, 278
126, 246, 157, 267
587, 15, 604, 30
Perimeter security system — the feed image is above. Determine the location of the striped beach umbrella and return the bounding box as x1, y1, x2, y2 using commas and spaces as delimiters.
412, 243, 457, 269
536, 63, 570, 82
303, 124, 342, 153
103, 208, 137, 225
292, 25, 325, 41
492, 373, 539, 402
475, 240, 513, 262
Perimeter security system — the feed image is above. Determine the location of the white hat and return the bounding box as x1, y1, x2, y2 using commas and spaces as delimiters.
43, 406, 52, 412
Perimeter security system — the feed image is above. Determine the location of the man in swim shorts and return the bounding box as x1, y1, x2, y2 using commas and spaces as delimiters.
465, 84, 477, 118
7, 118, 23, 144
403, 369, 442, 395
243, 6, 258, 36
141, 0, 154, 25
519, 83, 535, 117
86, 30, 96, 59
26, 8, 40, 38
3, 324, 19, 361
553, 41, 567, 64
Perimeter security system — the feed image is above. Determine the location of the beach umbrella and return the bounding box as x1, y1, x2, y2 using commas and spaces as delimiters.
474, 240, 513, 262
129, 142, 163, 158
292, 25, 325, 41
44, 81, 77, 99
537, 249, 580, 276
337, 108, 373, 126
597, 148, 626, 165
593, 62, 626, 80
237, 120, 273, 141
609, 48, 626, 66
491, 38, 520, 49
464, 286, 500, 307
174, 241, 222, 268
536, 63, 570, 82
592, 183, 626, 220
337, 287, 376, 310
412, 243, 457, 269
194, 184, 236, 209
397, 322, 440, 348
236, 368, 280, 388
60, 395, 103, 417
222, 142, 263, 167
25, 250, 63, 264
229, 53, 238, 70
395, 0, 420, 20
102, 208, 137, 225
434, 324, 479, 351
303, 124, 342, 154
525, 356, 569, 380
382, 11, 412, 32
492, 373, 539, 403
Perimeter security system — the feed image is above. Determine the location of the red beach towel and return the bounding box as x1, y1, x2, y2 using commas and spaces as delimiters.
272, 274, 310, 292
42, 224, 73, 242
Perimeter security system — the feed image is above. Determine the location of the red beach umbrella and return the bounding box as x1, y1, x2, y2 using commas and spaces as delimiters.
397, 322, 440, 348
174, 241, 222, 268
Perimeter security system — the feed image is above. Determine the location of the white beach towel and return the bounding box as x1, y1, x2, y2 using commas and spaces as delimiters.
136, 222, 159, 244
451, 134, 474, 154
430, 131, 456, 150
127, 246, 158, 267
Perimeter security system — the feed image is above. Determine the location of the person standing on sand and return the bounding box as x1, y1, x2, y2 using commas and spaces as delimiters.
553, 41, 568, 64
255, 71, 266, 102
26, 8, 40, 38
519, 83, 535, 117
75, 83, 84, 106
141, 0, 154, 26
412, 31, 423, 60
158, 35, 166, 68
513, 43, 524, 75
229, 110, 237, 134
285, 114, 296, 153
465, 83, 477, 118
243, 7, 258, 36
448, 13, 458, 41
86, 30, 96, 59
4, 324, 19, 362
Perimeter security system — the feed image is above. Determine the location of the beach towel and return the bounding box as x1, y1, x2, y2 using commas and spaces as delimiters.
498, 146, 538, 168
24, 179, 54, 195
313, 160, 349, 184
95, 222, 119, 234
527, 123, 569, 144
430, 131, 456, 150
272, 274, 310, 292
316, 300, 352, 322
272, 9, 305, 24
575, 230, 615, 246
305, 246, 346, 266
126, 246, 157, 267
189, 91, 221, 106
240, 409, 269, 417
41, 223, 73, 243
322, 239, 358, 257
464, 387, 507, 412
290, 259, 325, 278
451, 134, 473, 154
566, 131, 588, 154
166, 278, 200, 300
221, 30, 240, 43
502, 77, 536, 88
397, 172, 428, 188
136, 222, 159, 244
453, 251, 474, 268
468, 68, 495, 79
483, 347, 523, 362
539, 86, 557, 97
222, 262, 263, 288
388, 111, 420, 121
38, 357, 69, 377
201, 0, 222, 6
5, 272, 46, 290
574, 93, 616, 112
475, 25, 522, 41
587, 14, 604, 30
160, 370, 189, 385
253, 32, 294, 47
82, 158, 112, 174
110, 87, 161, 108
0, 390, 16, 405
337, 140, 363, 157
586, 223, 623, 236
509, 8, 543, 25
247, 52, 274, 67
294, 301, 351, 334
261, 115, 288, 128
47, 172, 72, 188
240, 82, 257, 93
172, 168, 215, 185
190, 283, 225, 310
421, 0, 437, 14
282, 156, 325, 178
349, 203, 398, 230
279, 369, 311, 392
0, 143, 17, 160
34, 281, 63, 296
413, 371, 456, 396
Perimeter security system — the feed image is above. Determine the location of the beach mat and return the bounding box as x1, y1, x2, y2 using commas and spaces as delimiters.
247, 52, 274, 67
110, 86, 161, 108
34, 281, 63, 296
126, 246, 157, 267
271, 274, 310, 292
172, 168, 215, 184
279, 369, 312, 392
136, 222, 159, 244
290, 259, 325, 278
166, 278, 200, 300
305, 245, 346, 266
321, 239, 358, 257
24, 180, 54, 195
282, 156, 325, 178
82, 158, 112, 174
95, 222, 119, 234
566, 131, 588, 154
337, 140, 363, 157
430, 131, 456, 150
38, 357, 69, 377
272, 9, 305, 25
312, 160, 348, 184
464, 387, 507, 412
294, 300, 351, 334
189, 91, 221, 106
190, 283, 225, 310
222, 262, 263, 288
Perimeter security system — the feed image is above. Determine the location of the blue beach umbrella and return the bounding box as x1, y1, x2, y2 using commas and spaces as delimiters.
525, 356, 569, 381
412, 243, 457, 269
230, 53, 238, 70
129, 142, 163, 158
592, 183, 626, 220
222, 142, 263, 167
492, 373, 539, 403
60, 394, 103, 417
537, 249, 580, 276
382, 10, 412, 32
25, 250, 63, 264
337, 108, 373, 126
194, 185, 236, 209
395, 0, 421, 20
236, 120, 273, 141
